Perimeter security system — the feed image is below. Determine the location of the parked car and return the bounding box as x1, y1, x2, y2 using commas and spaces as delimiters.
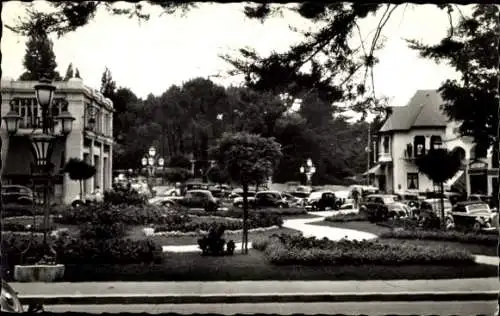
281, 192, 304, 207
177, 189, 220, 212
469, 194, 496, 208
414, 198, 453, 219
1, 280, 24, 313
148, 188, 184, 206
334, 190, 353, 206
387, 202, 411, 218
1, 185, 33, 205
305, 191, 340, 211
234, 191, 289, 209
231, 191, 257, 206
359, 194, 398, 222
448, 201, 496, 232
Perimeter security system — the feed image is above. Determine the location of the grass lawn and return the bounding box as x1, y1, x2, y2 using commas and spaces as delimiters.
127, 226, 301, 246
311, 220, 497, 256
62, 249, 497, 282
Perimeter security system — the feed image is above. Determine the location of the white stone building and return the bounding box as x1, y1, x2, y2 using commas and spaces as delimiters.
366, 90, 498, 196
1, 78, 115, 204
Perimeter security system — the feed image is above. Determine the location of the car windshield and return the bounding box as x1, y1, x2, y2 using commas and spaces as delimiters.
382, 196, 395, 204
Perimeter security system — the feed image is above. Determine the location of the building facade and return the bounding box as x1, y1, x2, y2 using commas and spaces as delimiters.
366, 90, 498, 197
1, 78, 114, 204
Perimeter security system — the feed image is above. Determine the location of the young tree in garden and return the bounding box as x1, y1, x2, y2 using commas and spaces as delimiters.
206, 165, 230, 186
415, 148, 462, 227
209, 132, 282, 254
63, 62, 74, 80
18, 27, 61, 81
408, 4, 499, 162
63, 158, 96, 201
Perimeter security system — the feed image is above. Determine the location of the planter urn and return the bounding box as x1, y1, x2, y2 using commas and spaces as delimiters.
13, 264, 65, 283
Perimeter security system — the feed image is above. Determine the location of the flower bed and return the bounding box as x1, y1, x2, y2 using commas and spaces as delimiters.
149, 225, 281, 236
380, 229, 498, 246
253, 234, 476, 266
324, 213, 367, 222
154, 213, 283, 233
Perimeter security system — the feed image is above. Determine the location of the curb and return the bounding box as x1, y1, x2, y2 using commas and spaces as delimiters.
19, 291, 499, 305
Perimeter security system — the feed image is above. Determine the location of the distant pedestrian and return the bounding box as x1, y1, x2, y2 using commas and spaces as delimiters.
352, 188, 360, 209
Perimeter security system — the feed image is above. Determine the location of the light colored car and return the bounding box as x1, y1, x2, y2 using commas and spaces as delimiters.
148, 189, 183, 206
334, 190, 353, 205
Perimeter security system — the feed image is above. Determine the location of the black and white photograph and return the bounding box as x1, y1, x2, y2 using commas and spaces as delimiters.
1, 1, 499, 315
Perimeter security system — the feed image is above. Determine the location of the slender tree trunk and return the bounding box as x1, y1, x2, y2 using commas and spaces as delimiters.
440, 182, 445, 229
79, 180, 83, 201
242, 182, 249, 254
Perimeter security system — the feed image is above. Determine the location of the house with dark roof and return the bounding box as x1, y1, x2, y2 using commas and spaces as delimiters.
365, 90, 498, 197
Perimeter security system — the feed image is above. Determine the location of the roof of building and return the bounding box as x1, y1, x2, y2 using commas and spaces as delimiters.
379, 90, 449, 133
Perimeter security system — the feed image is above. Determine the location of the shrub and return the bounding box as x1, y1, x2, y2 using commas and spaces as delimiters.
1, 232, 163, 268
54, 237, 163, 264
325, 213, 367, 223
255, 235, 475, 266
104, 187, 147, 206
380, 229, 499, 246
197, 223, 232, 256
55, 203, 175, 226
79, 222, 127, 239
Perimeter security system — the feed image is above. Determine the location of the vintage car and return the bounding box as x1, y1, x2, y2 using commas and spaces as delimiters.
305, 190, 340, 211
448, 201, 496, 232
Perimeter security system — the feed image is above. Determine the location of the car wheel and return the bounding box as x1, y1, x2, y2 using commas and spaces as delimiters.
163, 201, 174, 208
472, 221, 482, 233
72, 200, 84, 208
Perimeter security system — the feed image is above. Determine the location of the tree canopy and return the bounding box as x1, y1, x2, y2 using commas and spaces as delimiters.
18, 27, 61, 81
408, 4, 499, 155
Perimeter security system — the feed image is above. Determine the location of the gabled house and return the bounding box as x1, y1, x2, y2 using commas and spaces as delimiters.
366, 89, 498, 197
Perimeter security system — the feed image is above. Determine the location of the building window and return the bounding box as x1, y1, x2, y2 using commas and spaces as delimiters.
407, 173, 419, 190
382, 136, 390, 153
414, 136, 426, 157
430, 135, 442, 150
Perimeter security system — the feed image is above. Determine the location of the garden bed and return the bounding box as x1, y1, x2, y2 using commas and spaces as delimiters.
57, 250, 496, 282
184, 207, 307, 218
128, 226, 300, 246
324, 213, 368, 223
310, 220, 497, 256
253, 234, 476, 266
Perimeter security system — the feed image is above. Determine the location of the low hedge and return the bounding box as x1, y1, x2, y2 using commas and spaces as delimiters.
254, 234, 475, 266
325, 213, 368, 223
380, 229, 499, 246
154, 213, 283, 233
55, 203, 175, 226
104, 188, 147, 206
79, 222, 127, 239
1, 222, 56, 233
1, 231, 163, 268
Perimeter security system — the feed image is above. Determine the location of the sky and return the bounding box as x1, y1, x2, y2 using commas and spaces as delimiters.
2, 2, 469, 119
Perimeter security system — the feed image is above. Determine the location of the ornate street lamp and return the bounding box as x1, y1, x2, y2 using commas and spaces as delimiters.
300, 158, 316, 186
141, 146, 164, 185
3, 78, 75, 263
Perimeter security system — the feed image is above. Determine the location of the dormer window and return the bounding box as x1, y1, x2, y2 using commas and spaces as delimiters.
414, 136, 426, 157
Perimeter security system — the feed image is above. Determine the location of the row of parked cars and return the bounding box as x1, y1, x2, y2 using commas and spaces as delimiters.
359, 192, 498, 232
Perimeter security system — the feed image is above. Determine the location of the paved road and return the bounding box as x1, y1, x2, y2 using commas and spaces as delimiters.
42, 301, 498, 315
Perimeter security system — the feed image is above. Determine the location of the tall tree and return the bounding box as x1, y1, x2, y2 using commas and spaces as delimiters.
18, 28, 61, 81
415, 148, 462, 227
408, 4, 499, 159
100, 67, 116, 99
209, 132, 282, 254
63, 62, 74, 80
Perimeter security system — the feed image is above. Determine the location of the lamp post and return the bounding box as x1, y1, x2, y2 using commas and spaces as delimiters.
3, 78, 75, 263
141, 146, 164, 186
299, 158, 316, 186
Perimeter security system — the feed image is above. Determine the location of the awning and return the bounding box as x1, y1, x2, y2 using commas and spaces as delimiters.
363, 164, 382, 176
445, 170, 466, 192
